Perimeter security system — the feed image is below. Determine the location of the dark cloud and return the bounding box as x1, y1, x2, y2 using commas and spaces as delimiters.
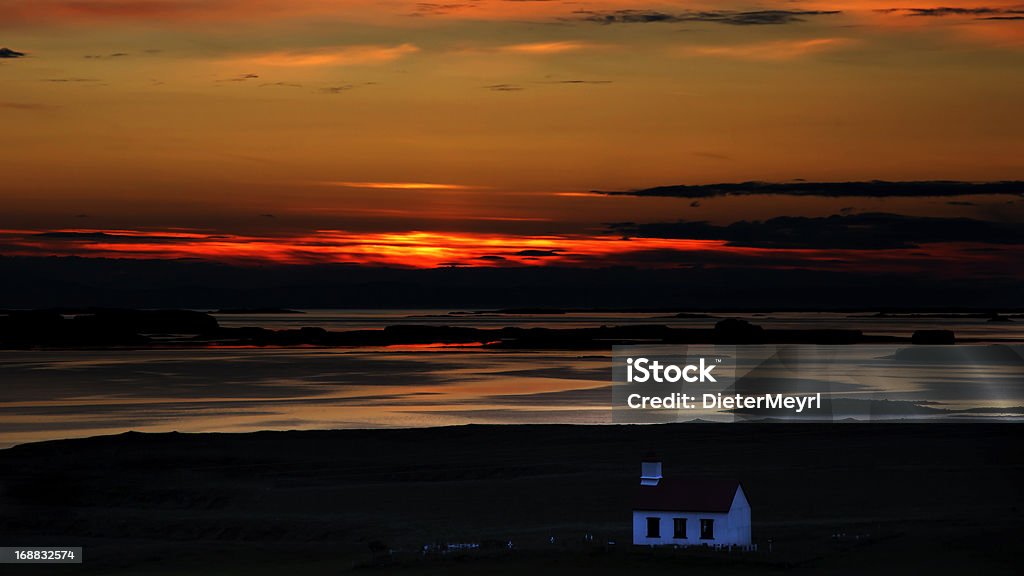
900, 7, 1024, 17
490, 81, 611, 91
412, 3, 475, 16
573, 9, 840, 25
0, 47, 26, 58
84, 52, 129, 59
260, 82, 303, 88
35, 231, 206, 244
604, 180, 1024, 199
485, 83, 523, 91
608, 213, 1024, 250
319, 84, 356, 94
317, 81, 376, 94
219, 73, 259, 82
515, 249, 561, 257
574, 10, 677, 23
546, 79, 613, 85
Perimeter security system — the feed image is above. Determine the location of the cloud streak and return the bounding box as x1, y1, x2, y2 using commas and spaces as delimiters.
223, 44, 419, 68
498, 41, 600, 54
322, 181, 485, 190
897, 7, 1024, 18
609, 212, 1024, 250
604, 180, 1024, 199
685, 38, 851, 60
573, 9, 842, 25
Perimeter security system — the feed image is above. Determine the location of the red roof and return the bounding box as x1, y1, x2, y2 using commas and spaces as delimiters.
634, 477, 742, 513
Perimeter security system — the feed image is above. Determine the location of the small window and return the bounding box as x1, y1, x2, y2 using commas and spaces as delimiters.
673, 518, 687, 539
700, 518, 715, 540
646, 517, 660, 538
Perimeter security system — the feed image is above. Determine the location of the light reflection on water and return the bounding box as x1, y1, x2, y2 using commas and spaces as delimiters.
2, 311, 1023, 448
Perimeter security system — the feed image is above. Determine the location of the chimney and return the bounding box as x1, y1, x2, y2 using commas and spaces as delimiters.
640, 454, 662, 486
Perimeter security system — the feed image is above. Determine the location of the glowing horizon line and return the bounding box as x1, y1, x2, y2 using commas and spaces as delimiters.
323, 181, 488, 190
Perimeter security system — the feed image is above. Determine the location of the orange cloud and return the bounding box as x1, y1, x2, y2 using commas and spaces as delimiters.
685, 38, 853, 61
0, 228, 727, 267
498, 41, 602, 55
6, 1, 1024, 27
225, 44, 419, 68
0, 0, 695, 25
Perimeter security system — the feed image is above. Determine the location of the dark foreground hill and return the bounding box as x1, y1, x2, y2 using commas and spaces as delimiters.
0, 423, 1020, 575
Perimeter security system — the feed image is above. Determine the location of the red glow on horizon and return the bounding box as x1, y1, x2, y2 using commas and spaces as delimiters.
0, 228, 1018, 277
2, 228, 739, 267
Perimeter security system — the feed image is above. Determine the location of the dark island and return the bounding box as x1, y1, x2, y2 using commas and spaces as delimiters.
0, 308, 990, 349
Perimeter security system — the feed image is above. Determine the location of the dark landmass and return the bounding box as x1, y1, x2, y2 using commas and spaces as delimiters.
882, 345, 1024, 365
0, 310, 993, 349
492, 308, 568, 315
727, 398, 1024, 417
461, 310, 717, 318
0, 424, 1019, 575
213, 308, 304, 314
2, 256, 1022, 309
467, 308, 1024, 315
0, 309, 216, 347
855, 311, 1018, 322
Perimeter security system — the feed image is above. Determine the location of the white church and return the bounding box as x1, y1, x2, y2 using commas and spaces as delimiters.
632, 457, 751, 547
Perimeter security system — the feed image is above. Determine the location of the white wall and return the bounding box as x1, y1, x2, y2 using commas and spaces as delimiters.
632, 486, 751, 546
728, 486, 752, 545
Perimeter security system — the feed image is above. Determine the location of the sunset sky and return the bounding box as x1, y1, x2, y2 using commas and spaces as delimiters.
1, 1, 1022, 273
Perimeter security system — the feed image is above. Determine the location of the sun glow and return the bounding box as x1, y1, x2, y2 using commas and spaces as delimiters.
1, 228, 1015, 275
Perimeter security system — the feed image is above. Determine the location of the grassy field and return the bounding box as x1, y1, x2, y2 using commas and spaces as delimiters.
0, 423, 1020, 575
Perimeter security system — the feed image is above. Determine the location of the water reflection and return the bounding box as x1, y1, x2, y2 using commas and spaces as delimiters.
1, 342, 1022, 448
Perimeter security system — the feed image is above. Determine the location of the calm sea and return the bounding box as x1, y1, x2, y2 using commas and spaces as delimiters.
1, 310, 1022, 447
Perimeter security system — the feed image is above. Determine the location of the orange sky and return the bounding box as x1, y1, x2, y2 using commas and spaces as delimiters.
1, 1, 1022, 271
